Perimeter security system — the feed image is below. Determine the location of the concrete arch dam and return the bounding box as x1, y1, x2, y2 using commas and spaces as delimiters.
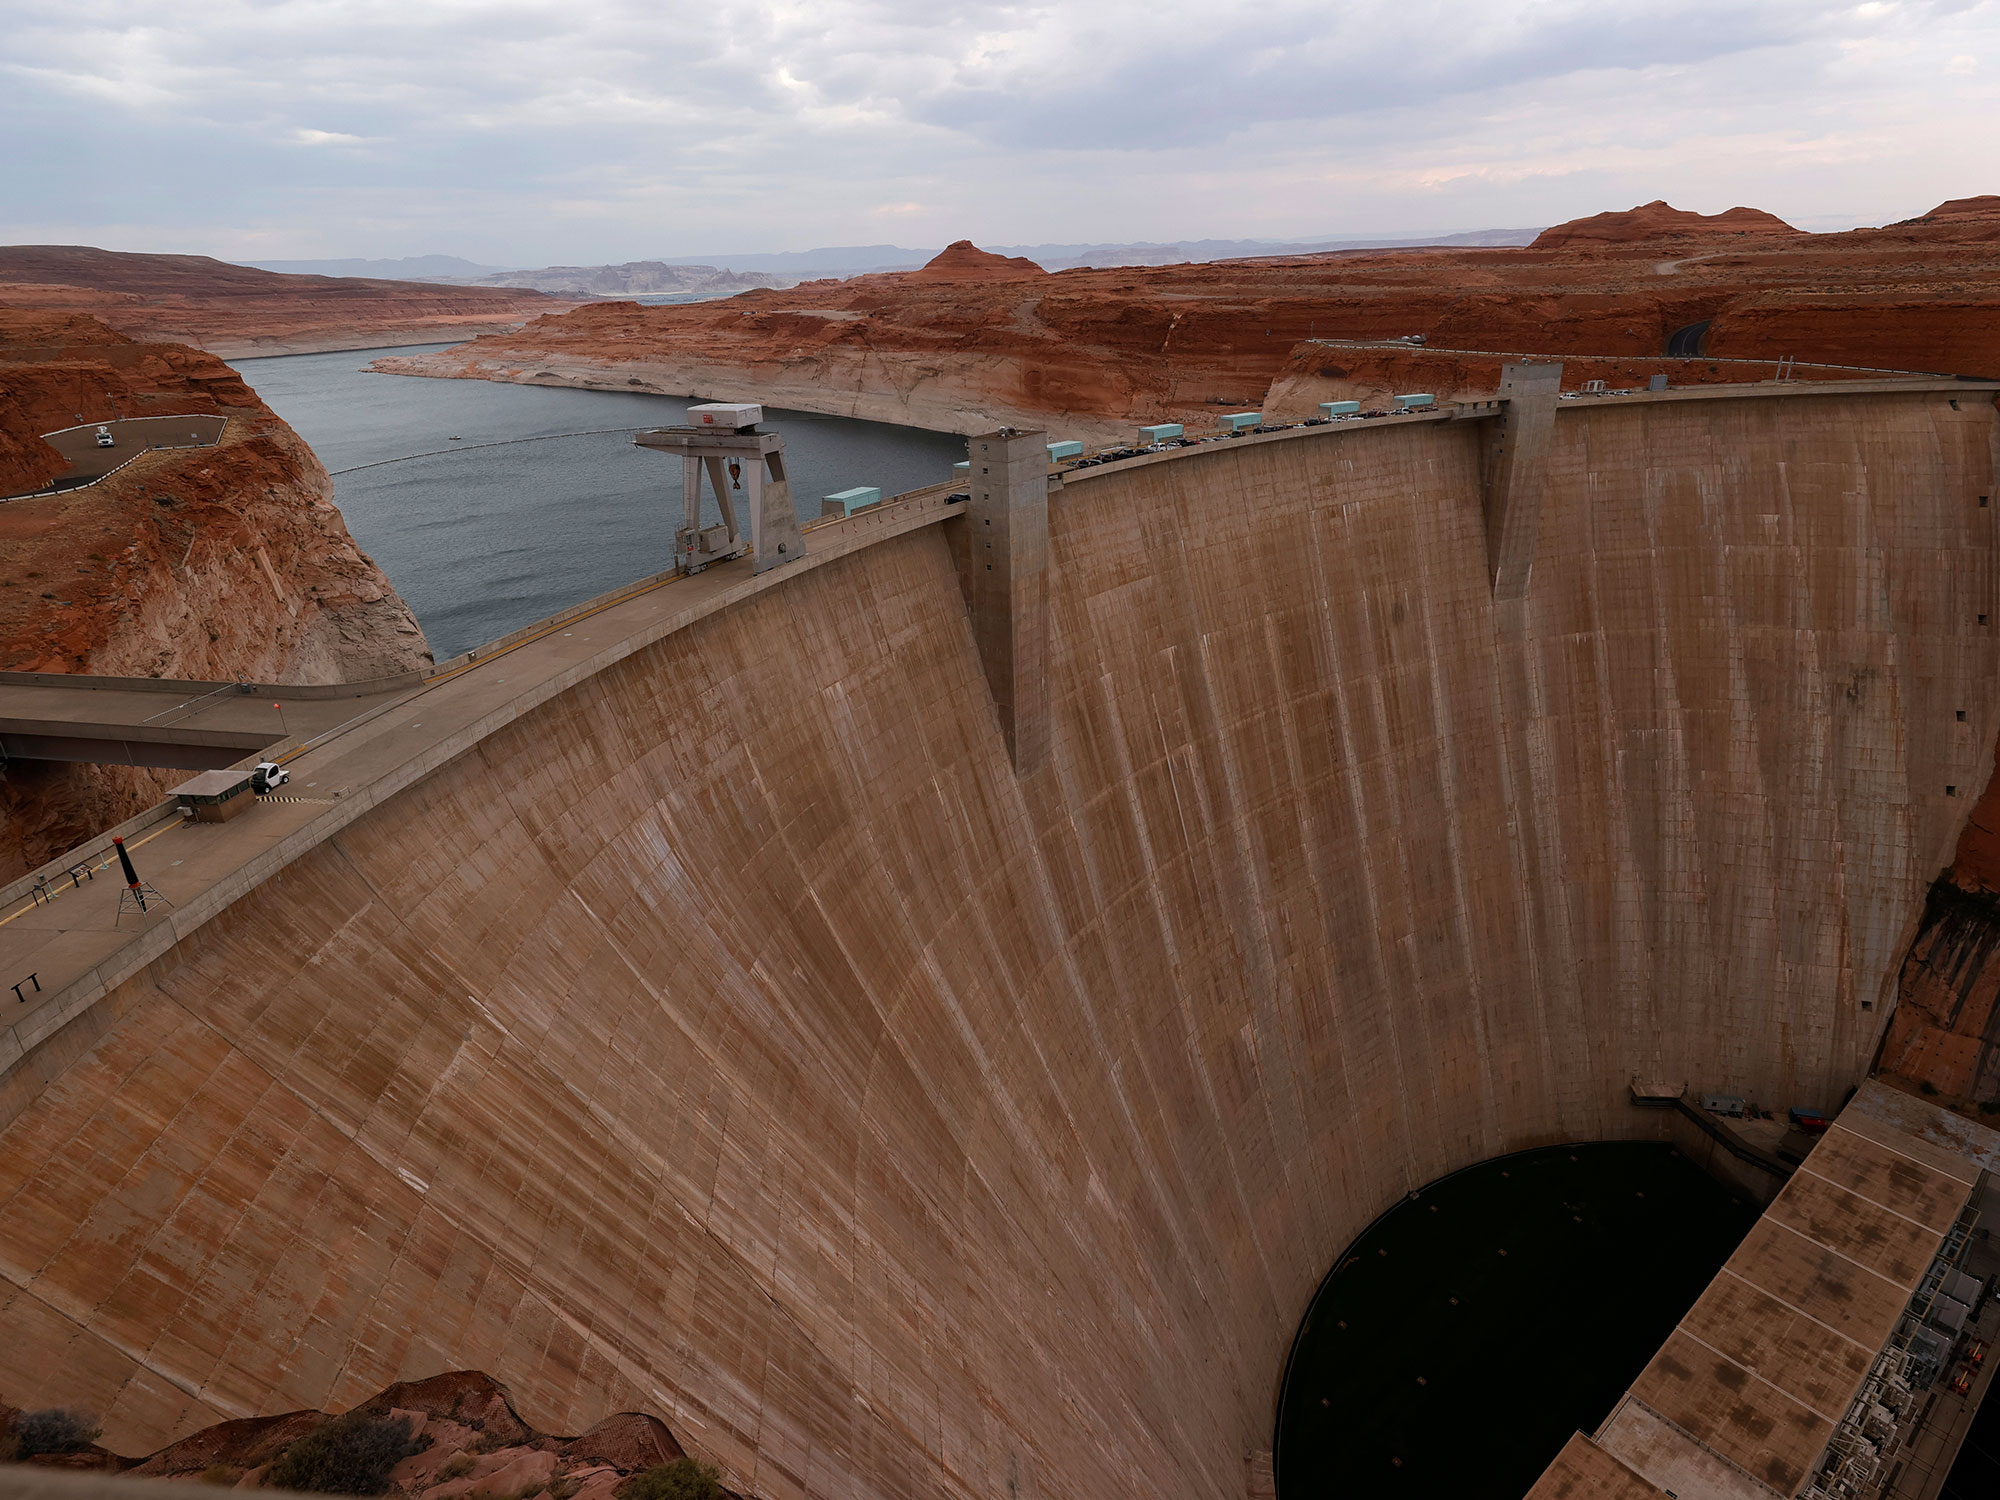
0, 380, 1995, 1500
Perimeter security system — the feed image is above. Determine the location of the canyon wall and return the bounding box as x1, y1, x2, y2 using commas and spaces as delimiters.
0, 248, 568, 358
369, 200, 2000, 441
0, 310, 431, 876
1872, 747, 2000, 1108
0, 388, 1992, 1500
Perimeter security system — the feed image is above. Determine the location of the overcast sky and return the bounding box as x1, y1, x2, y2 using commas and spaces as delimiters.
3, 0, 1997, 264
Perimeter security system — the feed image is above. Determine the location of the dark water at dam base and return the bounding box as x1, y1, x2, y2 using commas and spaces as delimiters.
1275, 1142, 1758, 1500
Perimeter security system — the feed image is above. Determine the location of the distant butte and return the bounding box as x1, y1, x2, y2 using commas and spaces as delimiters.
1529, 198, 1802, 248
906, 240, 1049, 282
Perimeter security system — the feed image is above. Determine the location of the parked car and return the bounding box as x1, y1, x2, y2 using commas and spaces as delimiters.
250, 761, 288, 794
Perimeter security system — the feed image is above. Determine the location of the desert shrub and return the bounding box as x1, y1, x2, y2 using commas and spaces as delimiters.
435, 1454, 476, 1482
265, 1411, 419, 1495
618, 1460, 721, 1500
545, 1479, 579, 1500
202, 1465, 238, 1486
1922, 1080, 1942, 1096
11, 1409, 103, 1458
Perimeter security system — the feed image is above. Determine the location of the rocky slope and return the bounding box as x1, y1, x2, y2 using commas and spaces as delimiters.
0, 247, 570, 358
369, 200, 2000, 441
0, 1370, 734, 1500
1874, 760, 2000, 1114
0, 309, 431, 878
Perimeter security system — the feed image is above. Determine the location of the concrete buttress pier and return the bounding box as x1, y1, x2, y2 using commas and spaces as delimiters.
963, 429, 1050, 773
1483, 360, 1563, 598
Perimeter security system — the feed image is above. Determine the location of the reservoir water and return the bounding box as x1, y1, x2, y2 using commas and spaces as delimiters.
230, 345, 967, 658
1274, 1142, 1757, 1500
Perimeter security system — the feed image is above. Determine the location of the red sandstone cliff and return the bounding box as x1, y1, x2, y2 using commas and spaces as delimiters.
0, 309, 432, 877
368, 200, 2000, 441
1876, 761, 2000, 1111
0, 246, 573, 358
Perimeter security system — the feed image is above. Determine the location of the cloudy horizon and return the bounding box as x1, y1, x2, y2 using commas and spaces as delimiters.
3, 0, 1997, 265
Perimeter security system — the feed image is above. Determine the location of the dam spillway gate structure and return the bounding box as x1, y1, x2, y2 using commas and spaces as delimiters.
0, 376, 1997, 1500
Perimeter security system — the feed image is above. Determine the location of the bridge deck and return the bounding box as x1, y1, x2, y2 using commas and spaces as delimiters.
0, 676, 415, 768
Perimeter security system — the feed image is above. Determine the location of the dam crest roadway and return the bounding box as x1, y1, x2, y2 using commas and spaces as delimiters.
0, 373, 1997, 1500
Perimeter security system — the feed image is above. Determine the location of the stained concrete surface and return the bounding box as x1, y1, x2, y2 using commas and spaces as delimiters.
0, 383, 1994, 1500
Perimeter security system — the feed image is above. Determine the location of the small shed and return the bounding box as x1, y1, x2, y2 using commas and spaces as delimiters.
174, 768, 256, 823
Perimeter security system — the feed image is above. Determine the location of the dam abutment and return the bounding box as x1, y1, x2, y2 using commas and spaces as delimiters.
0, 381, 1995, 1500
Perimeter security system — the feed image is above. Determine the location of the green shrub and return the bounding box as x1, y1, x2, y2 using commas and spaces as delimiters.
618, 1460, 721, 1500
11, 1409, 102, 1457
266, 1411, 419, 1495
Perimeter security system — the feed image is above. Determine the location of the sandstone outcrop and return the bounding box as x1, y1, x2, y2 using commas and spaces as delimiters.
0, 247, 571, 358
906, 240, 1046, 282
0, 1370, 726, 1499
1529, 198, 1801, 248
0, 310, 431, 877
369, 200, 2000, 442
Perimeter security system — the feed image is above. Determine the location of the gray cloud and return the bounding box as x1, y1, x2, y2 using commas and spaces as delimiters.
0, 0, 1995, 260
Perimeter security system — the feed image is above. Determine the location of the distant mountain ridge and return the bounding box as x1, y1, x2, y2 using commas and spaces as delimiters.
461, 261, 788, 298
232, 227, 1546, 291
656, 227, 1544, 276
244, 254, 511, 278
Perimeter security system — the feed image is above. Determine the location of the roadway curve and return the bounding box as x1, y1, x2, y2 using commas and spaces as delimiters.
0, 384, 1995, 1500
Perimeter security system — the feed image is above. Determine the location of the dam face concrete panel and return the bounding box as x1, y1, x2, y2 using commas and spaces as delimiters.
0, 392, 1993, 1500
